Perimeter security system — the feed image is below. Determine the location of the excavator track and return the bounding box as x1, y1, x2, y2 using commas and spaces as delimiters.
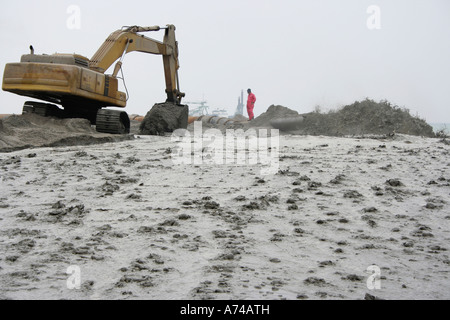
23, 101, 63, 118
96, 109, 130, 134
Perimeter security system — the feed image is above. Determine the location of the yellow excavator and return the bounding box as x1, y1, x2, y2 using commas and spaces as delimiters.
2, 25, 185, 134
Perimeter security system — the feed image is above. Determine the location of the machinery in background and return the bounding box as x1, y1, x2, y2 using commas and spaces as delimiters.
234, 89, 244, 117
186, 100, 209, 116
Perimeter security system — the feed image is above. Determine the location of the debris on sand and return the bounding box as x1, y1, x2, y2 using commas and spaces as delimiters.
0, 123, 449, 300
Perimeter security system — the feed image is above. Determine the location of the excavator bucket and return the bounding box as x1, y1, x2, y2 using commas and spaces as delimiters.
139, 102, 189, 135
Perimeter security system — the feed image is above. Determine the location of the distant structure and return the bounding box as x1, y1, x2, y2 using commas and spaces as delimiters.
186, 100, 209, 116
234, 90, 244, 116
210, 108, 228, 118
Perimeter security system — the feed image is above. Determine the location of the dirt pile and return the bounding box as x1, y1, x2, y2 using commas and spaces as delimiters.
139, 102, 189, 135
0, 113, 134, 153
250, 99, 435, 137
231, 114, 249, 122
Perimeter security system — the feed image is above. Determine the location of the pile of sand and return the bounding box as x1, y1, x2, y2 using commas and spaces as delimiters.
249, 99, 435, 137
0, 113, 134, 153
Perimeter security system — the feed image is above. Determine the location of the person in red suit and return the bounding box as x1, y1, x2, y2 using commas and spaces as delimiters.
246, 88, 256, 120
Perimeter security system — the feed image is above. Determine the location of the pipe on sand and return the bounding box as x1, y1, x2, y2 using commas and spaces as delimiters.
270, 116, 304, 131
198, 115, 236, 125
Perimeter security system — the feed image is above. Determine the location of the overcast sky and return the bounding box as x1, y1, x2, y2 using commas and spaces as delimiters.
1, 0, 449, 122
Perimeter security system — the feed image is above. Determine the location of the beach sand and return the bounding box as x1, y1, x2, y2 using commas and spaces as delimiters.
1, 129, 449, 299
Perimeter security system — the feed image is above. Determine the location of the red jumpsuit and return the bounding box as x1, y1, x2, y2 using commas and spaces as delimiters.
247, 92, 256, 120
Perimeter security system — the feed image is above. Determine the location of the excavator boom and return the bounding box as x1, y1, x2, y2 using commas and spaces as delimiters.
89, 24, 184, 103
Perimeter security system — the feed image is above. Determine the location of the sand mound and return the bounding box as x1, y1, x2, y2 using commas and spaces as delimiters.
231, 114, 249, 122
0, 113, 134, 153
249, 99, 435, 137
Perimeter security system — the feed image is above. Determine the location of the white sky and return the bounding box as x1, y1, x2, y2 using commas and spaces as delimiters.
0, 0, 449, 122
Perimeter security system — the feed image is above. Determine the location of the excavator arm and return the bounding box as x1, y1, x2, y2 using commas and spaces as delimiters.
89, 25, 184, 104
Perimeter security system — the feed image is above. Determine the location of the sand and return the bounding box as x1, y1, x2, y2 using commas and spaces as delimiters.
0, 113, 134, 153
0, 129, 449, 300
0, 102, 448, 300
